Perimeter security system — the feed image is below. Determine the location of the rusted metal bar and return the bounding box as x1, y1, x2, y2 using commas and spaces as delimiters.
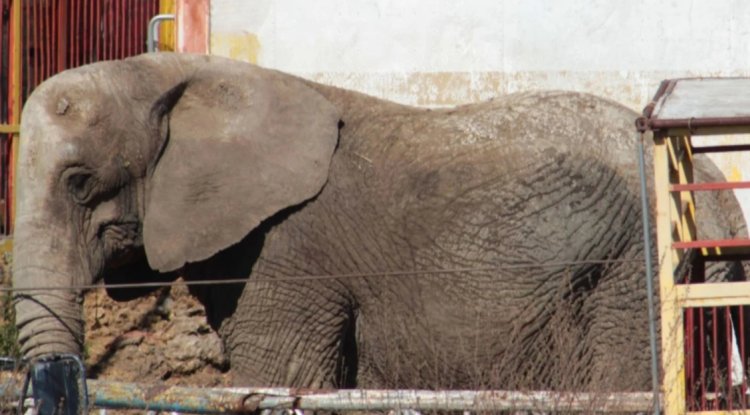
2, 381, 660, 414
672, 239, 750, 250
713, 307, 719, 410
727, 307, 733, 410
637, 79, 750, 135
645, 117, 750, 133
642, 80, 671, 118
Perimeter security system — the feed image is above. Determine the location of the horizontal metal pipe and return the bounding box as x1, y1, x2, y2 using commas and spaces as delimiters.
2, 379, 660, 414
637, 115, 750, 134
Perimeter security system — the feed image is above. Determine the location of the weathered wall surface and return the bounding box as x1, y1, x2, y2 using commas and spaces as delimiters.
209, 0, 750, 220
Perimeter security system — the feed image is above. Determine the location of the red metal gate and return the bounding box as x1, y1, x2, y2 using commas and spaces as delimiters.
1, 0, 162, 236
22, 0, 160, 98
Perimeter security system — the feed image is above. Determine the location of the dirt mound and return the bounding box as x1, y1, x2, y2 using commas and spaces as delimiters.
83, 281, 231, 387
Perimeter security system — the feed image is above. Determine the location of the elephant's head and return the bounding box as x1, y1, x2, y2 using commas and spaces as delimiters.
13, 53, 340, 360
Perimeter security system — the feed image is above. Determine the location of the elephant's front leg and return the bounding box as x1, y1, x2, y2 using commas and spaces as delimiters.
216, 279, 356, 388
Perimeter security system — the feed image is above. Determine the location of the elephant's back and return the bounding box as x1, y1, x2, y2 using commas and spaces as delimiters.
441, 91, 641, 186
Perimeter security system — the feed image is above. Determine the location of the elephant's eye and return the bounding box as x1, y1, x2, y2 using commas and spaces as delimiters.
65, 170, 95, 204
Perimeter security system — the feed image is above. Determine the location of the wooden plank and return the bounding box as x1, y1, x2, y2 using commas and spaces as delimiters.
8, 0, 22, 234
653, 134, 686, 415
677, 281, 750, 308
0, 125, 19, 134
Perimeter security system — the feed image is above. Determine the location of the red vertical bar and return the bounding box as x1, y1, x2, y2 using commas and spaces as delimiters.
741, 306, 747, 409
98, 0, 110, 60
79, 0, 84, 65
74, 0, 81, 67
95, 0, 101, 61
32, 0, 37, 89
41, 0, 47, 82
70, 0, 76, 68
129, 0, 132, 55
700, 309, 706, 410
124, 0, 130, 57
108, 0, 113, 60
139, 0, 145, 53
53, 0, 59, 73
713, 307, 720, 410
121, 0, 127, 58
727, 307, 733, 410
111, 0, 116, 59
53, 0, 58, 73
24, 0, 31, 95
109, 0, 115, 59
114, 0, 120, 59
46, 0, 52, 79
122, 0, 127, 57
67, 0, 73, 67
132, 0, 137, 55
685, 308, 695, 411
0, 0, 3, 117
87, 0, 92, 63
0, 0, 4, 117
81, 0, 92, 64
121, 0, 126, 58
113, 0, 118, 58
0, 0, 3, 100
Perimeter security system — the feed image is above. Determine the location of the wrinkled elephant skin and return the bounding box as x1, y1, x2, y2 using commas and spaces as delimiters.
12, 53, 748, 392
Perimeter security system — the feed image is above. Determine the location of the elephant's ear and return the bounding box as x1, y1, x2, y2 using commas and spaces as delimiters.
143, 64, 340, 272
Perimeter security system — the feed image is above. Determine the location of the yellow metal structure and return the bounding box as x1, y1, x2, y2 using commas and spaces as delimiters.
159, 0, 177, 51
645, 78, 750, 415
653, 133, 690, 415
5, 0, 21, 238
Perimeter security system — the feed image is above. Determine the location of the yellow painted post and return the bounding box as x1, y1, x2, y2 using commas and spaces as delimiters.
654, 133, 686, 415
8, 0, 22, 236
159, 0, 176, 51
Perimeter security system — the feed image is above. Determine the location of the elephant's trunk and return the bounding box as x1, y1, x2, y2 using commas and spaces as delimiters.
13, 218, 85, 360
15, 291, 84, 359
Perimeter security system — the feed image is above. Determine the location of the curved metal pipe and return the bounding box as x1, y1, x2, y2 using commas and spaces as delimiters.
147, 14, 175, 53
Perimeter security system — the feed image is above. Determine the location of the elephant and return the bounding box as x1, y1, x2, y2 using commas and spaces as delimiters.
12, 52, 748, 394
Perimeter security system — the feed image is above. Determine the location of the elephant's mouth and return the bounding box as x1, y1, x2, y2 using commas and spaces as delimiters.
98, 220, 141, 267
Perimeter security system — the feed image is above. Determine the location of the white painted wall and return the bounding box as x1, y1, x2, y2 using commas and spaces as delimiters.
209, 0, 750, 221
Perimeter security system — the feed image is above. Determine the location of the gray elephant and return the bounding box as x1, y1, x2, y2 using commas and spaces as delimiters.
12, 53, 747, 393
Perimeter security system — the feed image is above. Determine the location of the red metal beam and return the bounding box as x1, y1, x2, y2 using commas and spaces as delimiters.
673, 239, 750, 250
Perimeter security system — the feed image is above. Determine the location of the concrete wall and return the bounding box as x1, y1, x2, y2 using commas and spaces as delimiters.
209, 0, 750, 221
